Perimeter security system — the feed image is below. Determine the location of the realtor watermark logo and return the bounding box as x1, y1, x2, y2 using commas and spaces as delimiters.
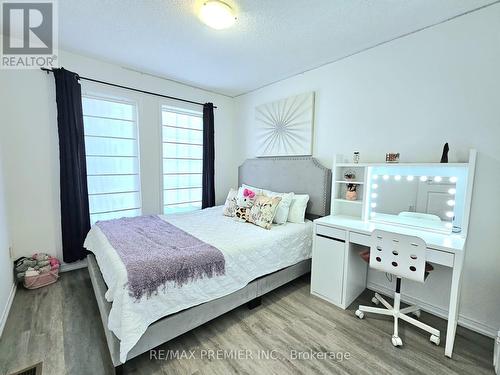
1, 0, 58, 69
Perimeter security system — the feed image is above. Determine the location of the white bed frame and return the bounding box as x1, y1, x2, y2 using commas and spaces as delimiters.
87, 156, 331, 373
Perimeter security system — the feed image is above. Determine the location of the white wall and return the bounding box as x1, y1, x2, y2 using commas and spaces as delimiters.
0, 50, 238, 262
0, 146, 14, 336
235, 5, 500, 335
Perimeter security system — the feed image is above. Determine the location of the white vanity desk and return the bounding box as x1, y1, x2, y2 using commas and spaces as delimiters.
311, 151, 476, 359
311, 215, 465, 358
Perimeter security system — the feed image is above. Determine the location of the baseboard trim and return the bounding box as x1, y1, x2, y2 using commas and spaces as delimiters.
0, 282, 17, 338
367, 282, 496, 338
60, 258, 88, 273
456, 313, 497, 339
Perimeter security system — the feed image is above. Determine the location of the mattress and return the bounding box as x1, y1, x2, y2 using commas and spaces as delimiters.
84, 206, 313, 362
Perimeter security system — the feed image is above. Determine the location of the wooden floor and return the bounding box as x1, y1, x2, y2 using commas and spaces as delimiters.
0, 269, 495, 375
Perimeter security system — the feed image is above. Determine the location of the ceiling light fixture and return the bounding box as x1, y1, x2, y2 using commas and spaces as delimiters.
199, 1, 236, 30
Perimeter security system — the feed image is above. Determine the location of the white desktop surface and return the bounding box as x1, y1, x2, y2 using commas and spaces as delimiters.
315, 215, 465, 253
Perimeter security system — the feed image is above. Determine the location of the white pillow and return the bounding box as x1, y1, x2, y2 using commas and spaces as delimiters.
287, 194, 310, 223
241, 184, 294, 225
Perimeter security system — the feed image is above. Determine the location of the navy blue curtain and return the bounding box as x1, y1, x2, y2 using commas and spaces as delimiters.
53, 68, 90, 263
202, 103, 215, 208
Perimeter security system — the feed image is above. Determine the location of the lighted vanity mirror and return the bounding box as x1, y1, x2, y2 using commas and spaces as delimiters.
367, 165, 469, 234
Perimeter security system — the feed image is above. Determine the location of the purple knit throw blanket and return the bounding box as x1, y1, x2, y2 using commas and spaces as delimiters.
96, 215, 225, 300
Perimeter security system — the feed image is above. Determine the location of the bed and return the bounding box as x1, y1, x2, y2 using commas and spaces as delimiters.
85, 156, 331, 372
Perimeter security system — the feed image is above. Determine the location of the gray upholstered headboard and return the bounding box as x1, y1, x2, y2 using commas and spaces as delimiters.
238, 157, 331, 219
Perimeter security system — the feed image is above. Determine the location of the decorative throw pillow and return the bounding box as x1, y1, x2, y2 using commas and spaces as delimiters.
287, 194, 310, 223
223, 188, 238, 217
248, 194, 282, 230
234, 188, 256, 222
241, 184, 294, 225
263, 190, 295, 225
239, 184, 263, 197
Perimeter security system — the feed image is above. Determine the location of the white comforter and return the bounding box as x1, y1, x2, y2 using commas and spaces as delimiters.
84, 206, 313, 362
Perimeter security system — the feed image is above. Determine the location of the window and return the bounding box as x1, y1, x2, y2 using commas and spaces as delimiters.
82, 96, 141, 224
161, 106, 203, 214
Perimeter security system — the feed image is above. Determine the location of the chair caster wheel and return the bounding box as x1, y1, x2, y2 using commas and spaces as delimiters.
391, 336, 403, 347
371, 297, 380, 305
413, 310, 421, 318
430, 335, 440, 346
355, 310, 364, 319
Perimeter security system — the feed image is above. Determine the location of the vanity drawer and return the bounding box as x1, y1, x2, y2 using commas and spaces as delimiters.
349, 232, 371, 246
426, 248, 454, 267
315, 224, 346, 241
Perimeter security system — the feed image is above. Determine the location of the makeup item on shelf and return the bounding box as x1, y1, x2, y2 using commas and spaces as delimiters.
385, 153, 400, 163
441, 143, 449, 163
345, 183, 358, 201
353, 152, 360, 164
344, 170, 356, 181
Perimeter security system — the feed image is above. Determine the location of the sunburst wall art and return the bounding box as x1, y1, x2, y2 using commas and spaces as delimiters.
255, 92, 315, 157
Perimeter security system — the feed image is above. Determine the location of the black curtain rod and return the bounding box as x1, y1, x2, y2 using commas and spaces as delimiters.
41, 67, 217, 108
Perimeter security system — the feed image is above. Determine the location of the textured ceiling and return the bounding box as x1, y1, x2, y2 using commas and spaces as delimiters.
59, 0, 495, 96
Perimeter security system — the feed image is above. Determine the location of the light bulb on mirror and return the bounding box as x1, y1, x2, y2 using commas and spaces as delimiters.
372, 183, 378, 189
420, 176, 428, 182
371, 193, 378, 199
372, 174, 379, 180
406, 175, 414, 181
445, 211, 454, 218
449, 176, 458, 183
447, 200, 455, 206
371, 202, 377, 208
383, 175, 389, 180
448, 188, 456, 195
394, 175, 401, 181
434, 176, 442, 182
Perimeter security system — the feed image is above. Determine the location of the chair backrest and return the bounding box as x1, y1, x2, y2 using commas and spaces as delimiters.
369, 229, 427, 283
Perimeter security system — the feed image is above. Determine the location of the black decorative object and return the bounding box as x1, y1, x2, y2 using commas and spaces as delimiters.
440, 143, 449, 163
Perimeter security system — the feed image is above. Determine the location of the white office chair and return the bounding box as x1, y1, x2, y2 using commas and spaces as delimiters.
355, 229, 441, 347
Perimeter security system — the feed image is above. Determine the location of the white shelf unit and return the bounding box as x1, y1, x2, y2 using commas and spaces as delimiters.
335, 180, 365, 185
331, 160, 368, 219
334, 198, 363, 204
